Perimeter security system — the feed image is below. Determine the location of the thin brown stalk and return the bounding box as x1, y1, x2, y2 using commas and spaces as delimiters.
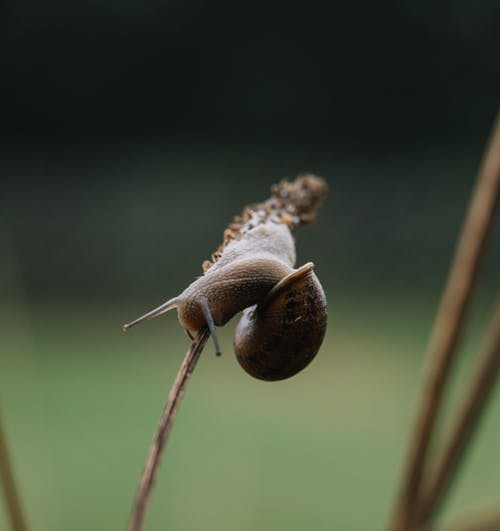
0, 411, 28, 531
414, 296, 500, 526
128, 327, 210, 531
390, 112, 500, 531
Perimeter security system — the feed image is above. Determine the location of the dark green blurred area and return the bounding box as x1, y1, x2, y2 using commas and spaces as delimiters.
1, 141, 499, 303
1, 1, 500, 530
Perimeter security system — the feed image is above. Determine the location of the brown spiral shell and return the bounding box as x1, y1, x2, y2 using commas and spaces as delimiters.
234, 266, 327, 381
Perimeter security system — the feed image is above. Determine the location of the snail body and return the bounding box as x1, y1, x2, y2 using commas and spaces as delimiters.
177, 221, 297, 332
175, 256, 294, 331
124, 179, 328, 381
124, 221, 296, 331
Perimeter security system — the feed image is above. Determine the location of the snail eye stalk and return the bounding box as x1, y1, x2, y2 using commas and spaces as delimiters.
200, 298, 222, 357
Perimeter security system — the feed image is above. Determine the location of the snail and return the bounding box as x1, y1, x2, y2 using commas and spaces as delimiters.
123, 175, 328, 381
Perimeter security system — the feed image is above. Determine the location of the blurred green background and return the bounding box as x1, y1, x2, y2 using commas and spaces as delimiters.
1, 1, 500, 530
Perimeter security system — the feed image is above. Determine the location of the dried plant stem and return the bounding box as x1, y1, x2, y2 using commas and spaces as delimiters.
390, 112, 500, 531
414, 296, 500, 527
0, 412, 28, 531
128, 327, 210, 531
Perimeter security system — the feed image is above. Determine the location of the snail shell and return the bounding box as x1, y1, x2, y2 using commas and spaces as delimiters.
234, 263, 327, 381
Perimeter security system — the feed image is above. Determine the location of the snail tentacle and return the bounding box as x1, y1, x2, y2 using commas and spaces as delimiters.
123, 297, 179, 331
200, 297, 222, 357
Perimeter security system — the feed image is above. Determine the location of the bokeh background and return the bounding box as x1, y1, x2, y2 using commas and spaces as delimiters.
1, 1, 500, 530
